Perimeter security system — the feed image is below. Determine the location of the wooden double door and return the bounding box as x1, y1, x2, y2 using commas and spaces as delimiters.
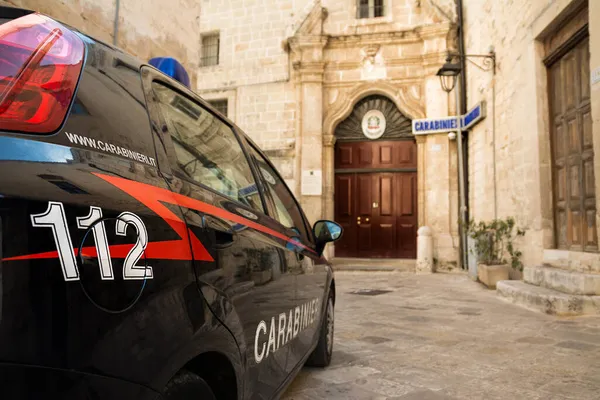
334, 140, 417, 258
548, 32, 597, 251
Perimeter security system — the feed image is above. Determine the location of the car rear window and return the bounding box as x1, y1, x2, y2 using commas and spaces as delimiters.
152, 82, 264, 213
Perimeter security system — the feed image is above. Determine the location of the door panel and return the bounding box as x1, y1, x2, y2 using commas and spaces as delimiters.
397, 173, 417, 258
334, 174, 356, 257
549, 36, 597, 252
380, 145, 393, 165
356, 174, 374, 257
358, 144, 373, 166
357, 174, 373, 216
373, 173, 396, 258
380, 175, 393, 216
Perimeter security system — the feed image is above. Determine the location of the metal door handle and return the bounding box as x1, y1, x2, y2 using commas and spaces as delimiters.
215, 230, 235, 247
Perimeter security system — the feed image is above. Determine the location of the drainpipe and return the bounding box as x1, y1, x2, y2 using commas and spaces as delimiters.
113, 0, 120, 46
456, 0, 469, 270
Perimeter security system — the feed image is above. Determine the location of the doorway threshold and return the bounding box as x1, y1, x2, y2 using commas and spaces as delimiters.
331, 257, 415, 272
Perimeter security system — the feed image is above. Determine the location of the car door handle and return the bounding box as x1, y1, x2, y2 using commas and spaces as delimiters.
204, 215, 236, 248
215, 229, 235, 248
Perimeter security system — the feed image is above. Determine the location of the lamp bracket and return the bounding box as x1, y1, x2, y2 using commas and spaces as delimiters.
448, 51, 496, 74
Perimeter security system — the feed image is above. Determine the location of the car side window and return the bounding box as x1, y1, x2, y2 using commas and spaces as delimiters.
246, 143, 310, 243
151, 82, 264, 213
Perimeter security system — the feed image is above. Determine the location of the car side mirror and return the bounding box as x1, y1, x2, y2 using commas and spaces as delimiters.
313, 220, 343, 256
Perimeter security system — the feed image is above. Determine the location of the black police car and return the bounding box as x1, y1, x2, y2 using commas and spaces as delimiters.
0, 7, 342, 399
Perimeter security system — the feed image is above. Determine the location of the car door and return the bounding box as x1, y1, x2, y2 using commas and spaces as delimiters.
243, 142, 329, 371
144, 74, 298, 398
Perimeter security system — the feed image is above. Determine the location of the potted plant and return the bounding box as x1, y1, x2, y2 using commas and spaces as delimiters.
467, 217, 525, 289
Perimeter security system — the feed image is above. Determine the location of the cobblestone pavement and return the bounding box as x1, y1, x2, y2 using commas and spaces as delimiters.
283, 271, 600, 400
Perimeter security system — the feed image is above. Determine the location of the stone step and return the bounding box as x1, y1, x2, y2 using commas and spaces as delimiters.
524, 266, 600, 295
496, 280, 600, 316
543, 249, 600, 274
331, 258, 415, 272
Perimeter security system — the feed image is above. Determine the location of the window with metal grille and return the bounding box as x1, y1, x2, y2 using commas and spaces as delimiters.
357, 0, 384, 18
208, 99, 228, 117
201, 33, 219, 67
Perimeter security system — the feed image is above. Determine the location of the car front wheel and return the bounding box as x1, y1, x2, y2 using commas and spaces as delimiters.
163, 370, 216, 400
306, 291, 334, 367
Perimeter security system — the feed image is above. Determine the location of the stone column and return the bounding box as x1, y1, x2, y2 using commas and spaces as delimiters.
322, 134, 337, 257
289, 36, 327, 225
416, 226, 434, 274
323, 134, 337, 222
416, 135, 427, 228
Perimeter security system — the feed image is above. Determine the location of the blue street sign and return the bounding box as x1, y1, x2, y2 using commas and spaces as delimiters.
412, 117, 460, 135
412, 101, 486, 135
462, 102, 486, 130
238, 183, 258, 197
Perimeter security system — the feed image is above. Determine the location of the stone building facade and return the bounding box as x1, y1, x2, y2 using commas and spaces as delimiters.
463, 0, 600, 311
464, 0, 600, 264
198, 0, 461, 266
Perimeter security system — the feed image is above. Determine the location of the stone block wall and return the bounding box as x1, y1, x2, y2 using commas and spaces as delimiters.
1, 0, 201, 84
196, 0, 306, 90
463, 0, 600, 267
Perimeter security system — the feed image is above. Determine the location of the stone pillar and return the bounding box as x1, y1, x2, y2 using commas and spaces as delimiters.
416, 226, 434, 274
416, 135, 427, 228
322, 134, 337, 222
289, 36, 327, 225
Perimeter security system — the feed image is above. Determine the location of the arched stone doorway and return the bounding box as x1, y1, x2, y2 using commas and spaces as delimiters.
333, 95, 417, 259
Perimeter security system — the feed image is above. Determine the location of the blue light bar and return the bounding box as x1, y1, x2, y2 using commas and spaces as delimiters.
148, 57, 190, 88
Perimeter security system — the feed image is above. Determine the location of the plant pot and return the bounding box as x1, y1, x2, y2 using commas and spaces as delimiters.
477, 263, 509, 289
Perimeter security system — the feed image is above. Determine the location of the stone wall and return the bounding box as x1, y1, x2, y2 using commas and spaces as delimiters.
195, 0, 310, 188
1, 0, 201, 83
463, 0, 600, 267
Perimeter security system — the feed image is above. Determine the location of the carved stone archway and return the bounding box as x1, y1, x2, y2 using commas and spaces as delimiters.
323, 81, 425, 140
322, 83, 427, 245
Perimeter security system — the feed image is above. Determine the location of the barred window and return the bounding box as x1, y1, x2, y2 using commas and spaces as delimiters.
357, 0, 384, 19
208, 99, 228, 117
201, 33, 219, 67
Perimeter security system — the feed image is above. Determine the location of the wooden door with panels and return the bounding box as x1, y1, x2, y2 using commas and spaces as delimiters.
334, 140, 417, 258
546, 5, 597, 252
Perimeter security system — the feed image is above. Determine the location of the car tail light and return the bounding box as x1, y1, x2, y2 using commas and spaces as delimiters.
0, 13, 84, 134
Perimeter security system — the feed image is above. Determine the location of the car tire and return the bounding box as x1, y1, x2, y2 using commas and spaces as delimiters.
306, 291, 334, 367
163, 370, 216, 400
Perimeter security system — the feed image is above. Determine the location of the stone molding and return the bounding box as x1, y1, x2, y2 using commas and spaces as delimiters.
326, 22, 453, 49
294, 1, 327, 36
323, 134, 337, 147
325, 52, 449, 71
